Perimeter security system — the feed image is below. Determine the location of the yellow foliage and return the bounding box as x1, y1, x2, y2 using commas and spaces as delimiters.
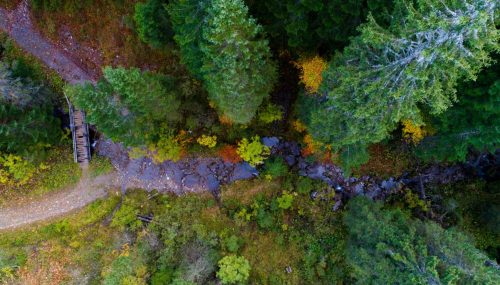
0, 153, 36, 186
197, 135, 217, 148
301, 134, 323, 157
402, 120, 427, 144
292, 120, 307, 133
295, 55, 327, 93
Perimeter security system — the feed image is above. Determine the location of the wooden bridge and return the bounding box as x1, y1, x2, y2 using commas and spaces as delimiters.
66, 97, 91, 165
0, 1, 96, 166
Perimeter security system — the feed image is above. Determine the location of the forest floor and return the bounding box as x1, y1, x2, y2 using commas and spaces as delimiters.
0, 169, 118, 231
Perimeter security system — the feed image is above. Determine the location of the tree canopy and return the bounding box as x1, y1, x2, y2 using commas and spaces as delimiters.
344, 197, 500, 284
416, 53, 500, 162
65, 67, 182, 147
0, 62, 60, 160
168, 0, 277, 124
303, 0, 499, 171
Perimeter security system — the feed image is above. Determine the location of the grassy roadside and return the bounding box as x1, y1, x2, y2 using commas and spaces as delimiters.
0, 194, 122, 284
0, 147, 82, 206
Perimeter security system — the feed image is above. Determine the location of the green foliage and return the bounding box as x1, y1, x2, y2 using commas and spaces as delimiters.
247, 0, 394, 52
102, 243, 150, 285
224, 235, 242, 253
134, 0, 174, 48
276, 191, 294, 210
149, 133, 184, 163
305, 0, 499, 170
66, 67, 182, 147
263, 157, 288, 178
111, 191, 153, 231
295, 176, 314, 194
0, 62, 61, 160
236, 136, 270, 167
344, 197, 500, 284
339, 144, 370, 176
89, 156, 114, 178
416, 53, 500, 162
168, 0, 277, 124
216, 255, 251, 284
166, 0, 209, 79
257, 103, 283, 124
0, 153, 36, 186
0, 103, 61, 160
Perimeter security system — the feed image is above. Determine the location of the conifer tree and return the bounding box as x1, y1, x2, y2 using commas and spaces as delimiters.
304, 0, 499, 171
345, 197, 500, 284
168, 0, 277, 124
66, 67, 182, 146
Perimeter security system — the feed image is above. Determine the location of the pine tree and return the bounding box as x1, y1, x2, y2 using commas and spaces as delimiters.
65, 67, 182, 146
345, 197, 500, 284
168, 0, 277, 124
0, 63, 41, 107
416, 53, 500, 162
0, 62, 60, 160
304, 0, 499, 170
134, 0, 174, 48
246, 0, 394, 52
167, 0, 210, 79
201, 0, 277, 124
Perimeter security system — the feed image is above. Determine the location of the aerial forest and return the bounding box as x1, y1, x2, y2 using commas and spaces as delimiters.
0, 0, 499, 284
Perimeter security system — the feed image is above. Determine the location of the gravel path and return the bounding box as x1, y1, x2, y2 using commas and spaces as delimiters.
0, 0, 96, 84
0, 1, 105, 230
0, 171, 119, 231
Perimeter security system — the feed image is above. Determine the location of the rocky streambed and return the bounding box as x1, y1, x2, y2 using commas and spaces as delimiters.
97, 137, 498, 208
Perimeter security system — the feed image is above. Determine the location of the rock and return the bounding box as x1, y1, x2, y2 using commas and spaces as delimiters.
306, 165, 326, 180
284, 155, 296, 166
206, 174, 220, 192
310, 191, 318, 200
262, 136, 280, 148
195, 160, 211, 177
332, 199, 342, 211
229, 162, 258, 182
183, 174, 202, 189
353, 183, 365, 195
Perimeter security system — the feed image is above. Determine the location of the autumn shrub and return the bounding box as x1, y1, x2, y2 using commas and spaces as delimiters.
237, 136, 270, 167
219, 145, 242, 163
295, 55, 327, 93
149, 134, 184, 163
0, 153, 36, 187
197, 135, 217, 148
216, 255, 251, 284
402, 120, 428, 145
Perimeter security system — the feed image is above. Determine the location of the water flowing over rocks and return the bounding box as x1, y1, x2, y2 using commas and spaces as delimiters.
97, 136, 497, 209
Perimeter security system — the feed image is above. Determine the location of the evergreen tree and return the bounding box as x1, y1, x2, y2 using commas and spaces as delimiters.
0, 104, 61, 160
344, 197, 500, 284
416, 53, 500, 162
0, 62, 60, 160
0, 63, 42, 107
65, 67, 182, 146
245, 0, 394, 52
134, 0, 174, 48
167, 0, 210, 79
201, 0, 277, 124
168, 0, 277, 124
304, 0, 499, 171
